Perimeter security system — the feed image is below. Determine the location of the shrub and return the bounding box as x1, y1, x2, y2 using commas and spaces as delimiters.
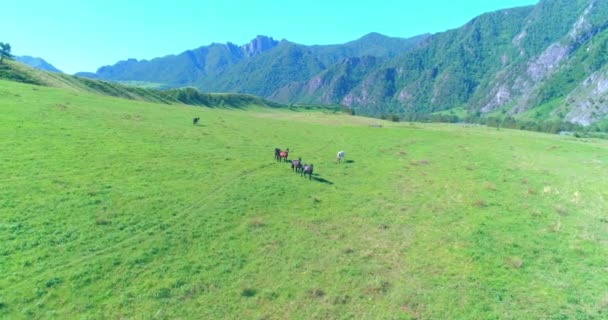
241, 288, 257, 298
45, 277, 62, 288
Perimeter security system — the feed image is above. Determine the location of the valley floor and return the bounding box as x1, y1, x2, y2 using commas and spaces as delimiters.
1, 80, 608, 319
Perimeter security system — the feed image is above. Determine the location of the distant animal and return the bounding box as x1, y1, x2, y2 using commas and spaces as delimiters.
302, 164, 313, 180
274, 148, 281, 161
291, 158, 302, 173
193, 117, 200, 125
337, 150, 345, 163
279, 148, 289, 162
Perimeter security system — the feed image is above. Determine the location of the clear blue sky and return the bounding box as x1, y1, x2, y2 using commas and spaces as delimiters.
2, 0, 538, 74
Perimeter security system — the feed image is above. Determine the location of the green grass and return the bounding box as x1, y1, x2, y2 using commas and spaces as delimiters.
2, 79, 608, 319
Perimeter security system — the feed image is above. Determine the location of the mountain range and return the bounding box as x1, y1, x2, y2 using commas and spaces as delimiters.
75, 32, 428, 94
75, 0, 608, 126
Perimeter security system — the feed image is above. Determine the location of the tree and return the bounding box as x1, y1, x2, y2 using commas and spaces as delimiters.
0, 42, 13, 63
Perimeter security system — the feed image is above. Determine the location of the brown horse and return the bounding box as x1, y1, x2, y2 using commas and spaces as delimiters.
279, 148, 289, 162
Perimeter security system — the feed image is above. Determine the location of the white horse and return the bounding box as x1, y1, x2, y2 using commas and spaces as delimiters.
337, 151, 345, 163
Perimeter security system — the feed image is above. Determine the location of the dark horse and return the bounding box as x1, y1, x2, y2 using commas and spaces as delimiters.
274, 148, 281, 162
301, 164, 313, 180
291, 158, 302, 173
193, 117, 200, 125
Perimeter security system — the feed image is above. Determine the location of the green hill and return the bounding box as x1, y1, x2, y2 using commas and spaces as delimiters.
196, 41, 327, 97
15, 55, 62, 73
0, 60, 283, 108
270, 55, 382, 104
2, 77, 608, 319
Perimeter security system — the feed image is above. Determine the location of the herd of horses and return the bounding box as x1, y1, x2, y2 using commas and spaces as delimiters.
274, 148, 314, 179
193, 118, 345, 180
274, 148, 345, 180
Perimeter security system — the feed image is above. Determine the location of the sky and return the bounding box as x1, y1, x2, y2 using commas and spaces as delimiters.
2, 0, 538, 74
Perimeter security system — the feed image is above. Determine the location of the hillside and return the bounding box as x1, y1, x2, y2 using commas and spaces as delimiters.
2, 79, 608, 318
195, 41, 327, 97
297, 0, 608, 123
307, 32, 431, 67
0, 60, 284, 108
16, 55, 62, 72
270, 55, 382, 105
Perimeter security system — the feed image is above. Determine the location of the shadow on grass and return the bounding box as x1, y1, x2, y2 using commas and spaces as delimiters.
345, 160, 355, 163
312, 176, 333, 185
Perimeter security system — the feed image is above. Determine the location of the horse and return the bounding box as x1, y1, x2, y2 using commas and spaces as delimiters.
279, 148, 289, 162
337, 150, 345, 163
193, 117, 200, 125
291, 158, 302, 173
274, 148, 281, 161
302, 164, 313, 180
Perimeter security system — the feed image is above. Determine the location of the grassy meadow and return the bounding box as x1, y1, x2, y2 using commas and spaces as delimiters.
1, 79, 608, 319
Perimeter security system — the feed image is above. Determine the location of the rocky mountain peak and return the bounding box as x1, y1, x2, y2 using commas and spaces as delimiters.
241, 35, 279, 57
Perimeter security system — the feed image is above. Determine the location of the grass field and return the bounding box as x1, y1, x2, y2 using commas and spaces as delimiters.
2, 79, 608, 319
